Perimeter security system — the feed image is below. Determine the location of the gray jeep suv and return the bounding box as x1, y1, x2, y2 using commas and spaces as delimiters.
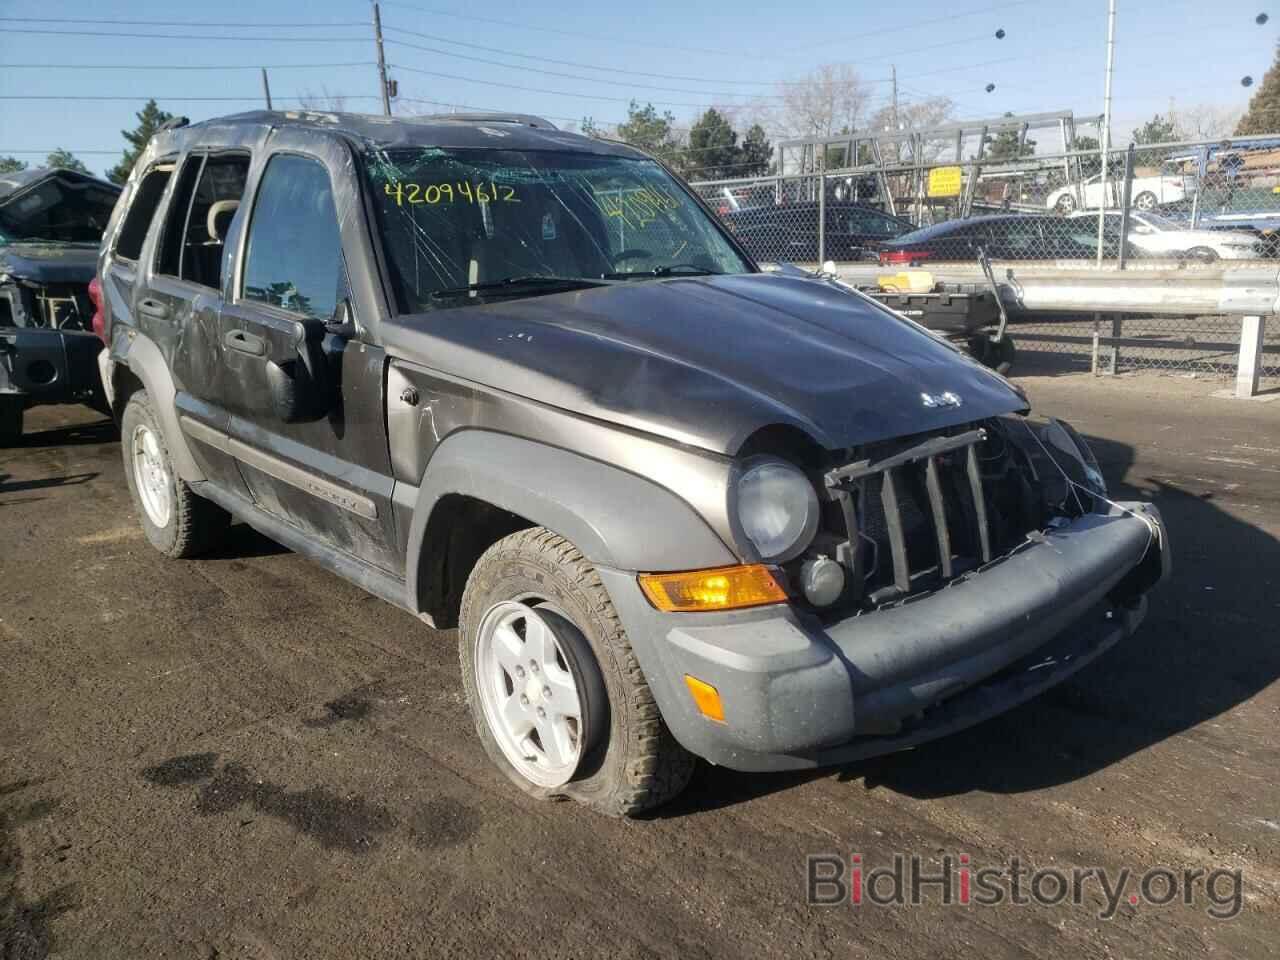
97, 111, 1170, 816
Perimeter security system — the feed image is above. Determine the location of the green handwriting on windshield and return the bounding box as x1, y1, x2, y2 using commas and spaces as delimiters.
383, 181, 520, 206
591, 187, 680, 229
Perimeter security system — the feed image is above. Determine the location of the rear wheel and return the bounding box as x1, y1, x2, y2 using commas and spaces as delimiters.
0, 395, 23, 446
121, 390, 229, 558
459, 527, 696, 817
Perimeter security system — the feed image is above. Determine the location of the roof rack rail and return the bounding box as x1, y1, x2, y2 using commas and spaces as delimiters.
413, 112, 557, 130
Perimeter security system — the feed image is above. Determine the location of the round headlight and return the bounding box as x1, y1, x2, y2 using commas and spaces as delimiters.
735, 459, 820, 562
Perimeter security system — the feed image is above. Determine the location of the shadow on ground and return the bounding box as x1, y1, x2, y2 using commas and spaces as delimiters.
665, 432, 1280, 814
14, 416, 118, 449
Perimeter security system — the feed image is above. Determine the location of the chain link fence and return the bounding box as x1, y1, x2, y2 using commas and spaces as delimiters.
691, 135, 1280, 267
690, 135, 1280, 385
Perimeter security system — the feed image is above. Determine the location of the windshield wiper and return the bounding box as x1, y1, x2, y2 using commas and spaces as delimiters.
430, 275, 611, 300
603, 264, 722, 280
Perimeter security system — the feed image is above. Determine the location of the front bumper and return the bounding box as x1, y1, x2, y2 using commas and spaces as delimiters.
600, 502, 1169, 772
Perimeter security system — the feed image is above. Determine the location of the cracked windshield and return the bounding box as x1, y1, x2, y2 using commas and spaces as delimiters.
365, 147, 751, 311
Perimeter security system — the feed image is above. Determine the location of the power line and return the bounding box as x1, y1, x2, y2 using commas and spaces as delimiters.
384, 41, 785, 100
384, 26, 777, 85
0, 16, 367, 28
786, 0, 1034, 52
0, 149, 121, 155
1, 28, 365, 42
383, 63, 746, 109
376, 0, 744, 58
0, 95, 380, 102
385, 25, 992, 92
1, 62, 376, 71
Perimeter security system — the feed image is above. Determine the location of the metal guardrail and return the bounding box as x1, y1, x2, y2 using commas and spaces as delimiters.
826, 262, 1280, 317
826, 266, 1276, 398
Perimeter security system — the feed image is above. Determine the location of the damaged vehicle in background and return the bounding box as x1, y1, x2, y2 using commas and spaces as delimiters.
0, 167, 121, 443
96, 110, 1171, 816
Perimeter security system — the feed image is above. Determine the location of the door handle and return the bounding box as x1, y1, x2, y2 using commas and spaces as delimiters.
224, 329, 267, 357
137, 298, 170, 320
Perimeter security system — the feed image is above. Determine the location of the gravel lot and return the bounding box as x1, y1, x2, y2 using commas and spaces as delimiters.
2, 372, 1278, 959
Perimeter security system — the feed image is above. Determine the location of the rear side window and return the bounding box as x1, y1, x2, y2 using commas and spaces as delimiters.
241, 154, 345, 319
156, 152, 250, 290
114, 166, 172, 261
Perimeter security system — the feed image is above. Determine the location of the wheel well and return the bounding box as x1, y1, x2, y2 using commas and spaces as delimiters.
111, 364, 145, 424
416, 494, 535, 628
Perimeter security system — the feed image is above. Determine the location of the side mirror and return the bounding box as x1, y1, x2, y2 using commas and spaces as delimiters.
265, 301, 350, 423
325, 298, 357, 340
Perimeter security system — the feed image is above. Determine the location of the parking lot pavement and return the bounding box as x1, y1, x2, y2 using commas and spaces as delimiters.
2, 372, 1278, 959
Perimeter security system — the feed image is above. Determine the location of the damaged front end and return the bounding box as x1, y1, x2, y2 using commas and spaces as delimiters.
784, 414, 1166, 618
616, 413, 1170, 772
0, 168, 121, 442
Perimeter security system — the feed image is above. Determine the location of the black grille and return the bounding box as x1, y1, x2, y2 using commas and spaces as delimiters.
823, 424, 1028, 608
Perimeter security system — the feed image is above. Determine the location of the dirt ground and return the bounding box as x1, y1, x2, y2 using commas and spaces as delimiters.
2, 371, 1278, 959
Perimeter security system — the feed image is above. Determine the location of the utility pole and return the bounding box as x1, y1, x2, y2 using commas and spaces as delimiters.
1096, 0, 1117, 267
372, 2, 391, 117
260, 68, 273, 110
891, 65, 900, 161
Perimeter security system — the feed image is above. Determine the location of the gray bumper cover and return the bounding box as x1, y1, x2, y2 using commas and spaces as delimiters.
600, 503, 1169, 772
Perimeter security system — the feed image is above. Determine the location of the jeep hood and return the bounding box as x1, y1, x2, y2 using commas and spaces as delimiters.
384, 273, 1027, 455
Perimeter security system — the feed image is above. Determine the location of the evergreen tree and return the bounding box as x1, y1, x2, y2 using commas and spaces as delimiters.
684, 109, 739, 180
614, 101, 683, 168
1236, 42, 1280, 135
108, 99, 173, 185
1132, 114, 1178, 145
983, 113, 1035, 160
739, 124, 773, 177
46, 148, 90, 174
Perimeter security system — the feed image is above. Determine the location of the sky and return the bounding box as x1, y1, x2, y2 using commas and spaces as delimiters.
0, 0, 1273, 178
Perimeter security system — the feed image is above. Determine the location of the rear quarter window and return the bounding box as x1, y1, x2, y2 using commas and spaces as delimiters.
115, 167, 173, 261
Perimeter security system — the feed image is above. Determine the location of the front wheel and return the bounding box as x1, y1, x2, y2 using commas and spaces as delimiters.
121, 390, 230, 558
1186, 246, 1218, 263
1054, 193, 1077, 215
459, 527, 696, 816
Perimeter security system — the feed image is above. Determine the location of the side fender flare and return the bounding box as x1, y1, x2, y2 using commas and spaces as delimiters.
111, 331, 205, 482
403, 430, 736, 613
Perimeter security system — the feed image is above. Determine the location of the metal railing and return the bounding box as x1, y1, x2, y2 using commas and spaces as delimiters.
690, 135, 1280, 391
691, 134, 1280, 269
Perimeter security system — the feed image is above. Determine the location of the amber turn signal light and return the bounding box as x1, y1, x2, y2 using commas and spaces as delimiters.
637, 564, 788, 612
683, 675, 726, 722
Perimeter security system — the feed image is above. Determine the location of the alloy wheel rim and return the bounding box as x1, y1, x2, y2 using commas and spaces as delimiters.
132, 423, 172, 528
475, 601, 585, 788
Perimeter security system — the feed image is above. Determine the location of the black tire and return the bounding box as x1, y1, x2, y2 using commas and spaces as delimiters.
967, 334, 1016, 374
121, 390, 229, 558
1187, 246, 1218, 264
989, 335, 1016, 375
1055, 194, 1077, 215
0, 395, 23, 446
459, 527, 696, 817
1134, 191, 1158, 211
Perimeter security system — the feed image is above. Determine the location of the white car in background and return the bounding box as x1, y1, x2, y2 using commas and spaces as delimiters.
1067, 210, 1262, 261
1048, 171, 1187, 213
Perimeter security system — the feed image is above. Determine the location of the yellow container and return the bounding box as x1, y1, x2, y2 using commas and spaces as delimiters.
876, 270, 935, 293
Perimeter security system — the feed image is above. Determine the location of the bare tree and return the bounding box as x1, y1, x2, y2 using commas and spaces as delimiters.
867, 96, 956, 161
773, 64, 872, 139
1172, 102, 1244, 141
297, 86, 349, 113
